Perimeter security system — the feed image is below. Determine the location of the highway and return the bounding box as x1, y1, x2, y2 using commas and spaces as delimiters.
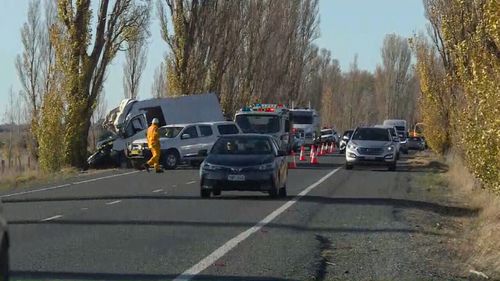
1, 152, 470, 280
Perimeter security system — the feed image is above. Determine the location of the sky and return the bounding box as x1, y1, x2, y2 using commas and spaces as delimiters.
0, 0, 428, 118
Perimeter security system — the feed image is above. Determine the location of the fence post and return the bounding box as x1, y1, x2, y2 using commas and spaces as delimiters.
1, 160, 4, 174
28, 156, 31, 169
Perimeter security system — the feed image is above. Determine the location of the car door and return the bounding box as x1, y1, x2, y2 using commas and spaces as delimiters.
197, 124, 215, 153
271, 138, 286, 186
179, 125, 200, 159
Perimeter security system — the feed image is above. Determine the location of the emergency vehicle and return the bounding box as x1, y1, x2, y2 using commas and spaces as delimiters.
234, 104, 292, 152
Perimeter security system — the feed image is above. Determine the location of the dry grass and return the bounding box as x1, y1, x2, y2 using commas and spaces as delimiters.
446, 152, 500, 279
0, 165, 80, 191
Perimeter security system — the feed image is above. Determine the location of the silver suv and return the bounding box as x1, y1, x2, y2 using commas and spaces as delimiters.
345, 127, 397, 171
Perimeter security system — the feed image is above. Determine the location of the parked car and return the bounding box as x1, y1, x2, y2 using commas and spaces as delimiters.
320, 128, 339, 145
408, 136, 426, 150
199, 134, 288, 198
0, 201, 9, 281
339, 129, 354, 153
127, 121, 241, 170
345, 127, 397, 171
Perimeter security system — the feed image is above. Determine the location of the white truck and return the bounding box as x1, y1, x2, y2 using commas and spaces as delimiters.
88, 93, 225, 168
234, 104, 293, 152
383, 119, 408, 154
289, 108, 321, 148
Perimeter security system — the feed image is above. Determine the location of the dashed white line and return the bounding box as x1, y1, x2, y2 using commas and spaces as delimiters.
0, 170, 140, 199
41, 215, 63, 222
105, 200, 122, 205
152, 189, 164, 193
173, 167, 341, 281
186, 181, 196, 185
81, 207, 89, 211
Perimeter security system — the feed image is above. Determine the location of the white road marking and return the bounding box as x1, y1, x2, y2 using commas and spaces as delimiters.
173, 167, 341, 281
172, 185, 178, 188
41, 215, 63, 222
81, 207, 89, 211
152, 189, 163, 193
105, 200, 121, 205
186, 181, 196, 185
0, 170, 140, 199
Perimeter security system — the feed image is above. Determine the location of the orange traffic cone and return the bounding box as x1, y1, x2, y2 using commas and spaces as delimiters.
310, 146, 319, 165
329, 142, 334, 154
299, 146, 306, 161
310, 145, 316, 157
321, 143, 326, 156
288, 150, 297, 169
317, 144, 323, 156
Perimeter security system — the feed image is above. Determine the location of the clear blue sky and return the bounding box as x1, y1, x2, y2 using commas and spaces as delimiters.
0, 0, 428, 117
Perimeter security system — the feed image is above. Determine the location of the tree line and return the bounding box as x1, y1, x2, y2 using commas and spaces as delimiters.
412, 0, 499, 193
12, 0, 421, 173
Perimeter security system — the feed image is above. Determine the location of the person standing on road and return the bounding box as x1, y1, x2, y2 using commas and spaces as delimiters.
144, 118, 163, 173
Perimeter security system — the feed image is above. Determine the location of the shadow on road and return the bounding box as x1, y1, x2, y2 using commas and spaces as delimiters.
5, 195, 478, 218
10, 271, 297, 281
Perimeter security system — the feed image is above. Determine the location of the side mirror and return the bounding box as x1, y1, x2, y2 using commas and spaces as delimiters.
342, 135, 349, 140
277, 150, 287, 157
181, 133, 191, 139
198, 149, 208, 157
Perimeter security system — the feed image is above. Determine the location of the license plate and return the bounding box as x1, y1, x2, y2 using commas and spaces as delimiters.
365, 156, 376, 160
228, 175, 245, 181
130, 149, 142, 156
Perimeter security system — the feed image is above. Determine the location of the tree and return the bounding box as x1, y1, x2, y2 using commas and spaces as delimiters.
376, 34, 412, 119
151, 62, 168, 98
123, 17, 150, 99
51, 0, 150, 168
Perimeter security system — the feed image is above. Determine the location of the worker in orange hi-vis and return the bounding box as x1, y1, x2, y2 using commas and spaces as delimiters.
144, 118, 163, 173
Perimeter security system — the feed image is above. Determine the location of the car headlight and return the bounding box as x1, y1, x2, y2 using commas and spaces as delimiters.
258, 163, 274, 171
203, 163, 223, 171
347, 144, 357, 150
386, 145, 395, 151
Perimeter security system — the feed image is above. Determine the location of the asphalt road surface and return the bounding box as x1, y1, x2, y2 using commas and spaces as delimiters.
1, 152, 470, 280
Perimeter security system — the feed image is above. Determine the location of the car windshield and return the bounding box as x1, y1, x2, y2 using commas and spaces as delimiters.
211, 137, 274, 155
291, 113, 313, 124
235, 114, 280, 134
161, 127, 183, 138
352, 128, 390, 141
321, 130, 333, 135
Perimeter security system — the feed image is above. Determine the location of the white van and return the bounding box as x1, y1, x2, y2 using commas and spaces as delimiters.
127, 121, 241, 169
289, 109, 321, 147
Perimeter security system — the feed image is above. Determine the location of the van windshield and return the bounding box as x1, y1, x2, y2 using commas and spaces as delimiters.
235, 114, 280, 134
395, 126, 405, 131
161, 127, 183, 138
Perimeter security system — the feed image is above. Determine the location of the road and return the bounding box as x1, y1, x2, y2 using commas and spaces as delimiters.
1, 152, 471, 280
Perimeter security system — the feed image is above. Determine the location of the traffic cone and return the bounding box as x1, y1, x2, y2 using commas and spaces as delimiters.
317, 144, 323, 156
299, 146, 306, 161
329, 142, 334, 154
310, 146, 319, 165
310, 145, 316, 157
288, 150, 297, 169
321, 143, 326, 156
331, 142, 337, 153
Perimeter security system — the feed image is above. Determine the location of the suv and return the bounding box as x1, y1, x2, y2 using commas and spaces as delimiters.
345, 127, 397, 171
320, 128, 339, 145
374, 125, 401, 160
127, 121, 241, 169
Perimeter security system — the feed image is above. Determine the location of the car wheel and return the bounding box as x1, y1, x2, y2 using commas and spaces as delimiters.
345, 163, 353, 170
388, 163, 397, 171
213, 189, 221, 196
201, 189, 211, 198
0, 237, 9, 281
163, 150, 179, 170
278, 184, 287, 197
131, 159, 144, 170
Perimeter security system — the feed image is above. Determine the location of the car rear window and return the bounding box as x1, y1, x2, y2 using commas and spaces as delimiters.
217, 124, 239, 135
211, 137, 273, 155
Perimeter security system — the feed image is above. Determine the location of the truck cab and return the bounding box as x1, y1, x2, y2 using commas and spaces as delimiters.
234, 104, 292, 152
